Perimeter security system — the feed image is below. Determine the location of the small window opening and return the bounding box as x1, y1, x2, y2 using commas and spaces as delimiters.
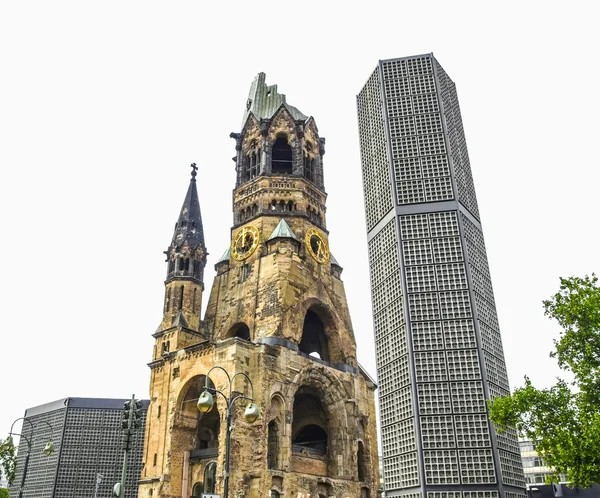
165, 288, 171, 313
178, 285, 184, 311
192, 483, 203, 497
193, 288, 197, 313
288, 200, 294, 211
241, 264, 250, 282
184, 258, 190, 272
272, 135, 293, 174
153, 453, 157, 466
157, 405, 161, 419
268, 421, 279, 469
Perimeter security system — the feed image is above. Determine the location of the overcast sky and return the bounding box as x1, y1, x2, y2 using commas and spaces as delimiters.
1, 1, 598, 442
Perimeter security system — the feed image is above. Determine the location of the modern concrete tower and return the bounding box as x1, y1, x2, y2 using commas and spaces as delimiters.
357, 54, 526, 498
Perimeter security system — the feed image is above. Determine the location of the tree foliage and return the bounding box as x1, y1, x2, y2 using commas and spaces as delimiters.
489, 274, 600, 488
0, 437, 16, 487
0, 488, 8, 498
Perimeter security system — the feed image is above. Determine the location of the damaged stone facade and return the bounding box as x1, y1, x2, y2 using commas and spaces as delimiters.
139, 73, 380, 498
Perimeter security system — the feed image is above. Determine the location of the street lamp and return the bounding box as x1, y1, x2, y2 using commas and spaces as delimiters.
197, 366, 260, 498
6, 417, 55, 498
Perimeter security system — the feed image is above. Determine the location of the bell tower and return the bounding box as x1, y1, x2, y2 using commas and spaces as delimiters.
139, 74, 380, 498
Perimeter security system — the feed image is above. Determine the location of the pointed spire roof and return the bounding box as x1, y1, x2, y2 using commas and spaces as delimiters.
268, 218, 297, 241
242, 73, 308, 129
217, 247, 230, 264
171, 310, 188, 328
171, 163, 205, 249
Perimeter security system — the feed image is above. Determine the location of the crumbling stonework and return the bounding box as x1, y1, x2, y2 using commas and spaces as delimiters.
139, 75, 380, 498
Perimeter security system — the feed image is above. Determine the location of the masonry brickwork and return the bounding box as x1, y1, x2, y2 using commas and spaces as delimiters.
138, 74, 380, 498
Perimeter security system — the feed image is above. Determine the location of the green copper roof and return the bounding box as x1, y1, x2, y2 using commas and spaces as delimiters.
217, 247, 231, 263
242, 73, 308, 128
268, 218, 297, 241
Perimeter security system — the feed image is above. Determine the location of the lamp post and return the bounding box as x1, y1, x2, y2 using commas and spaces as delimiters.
6, 417, 55, 498
196, 366, 260, 498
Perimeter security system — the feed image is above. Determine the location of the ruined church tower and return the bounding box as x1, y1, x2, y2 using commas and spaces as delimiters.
139, 74, 380, 498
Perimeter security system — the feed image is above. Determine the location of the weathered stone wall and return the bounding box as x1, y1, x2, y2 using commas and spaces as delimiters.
139, 107, 380, 498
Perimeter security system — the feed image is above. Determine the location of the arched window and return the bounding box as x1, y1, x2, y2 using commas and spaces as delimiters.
192, 483, 203, 497
358, 441, 367, 481
203, 462, 217, 493
178, 285, 184, 311
193, 288, 197, 313
270, 492, 281, 498
303, 143, 315, 181
299, 310, 330, 361
268, 421, 279, 469
272, 135, 292, 174
292, 388, 328, 456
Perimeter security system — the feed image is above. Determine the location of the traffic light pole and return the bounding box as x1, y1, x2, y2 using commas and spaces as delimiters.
117, 394, 142, 498
119, 394, 135, 498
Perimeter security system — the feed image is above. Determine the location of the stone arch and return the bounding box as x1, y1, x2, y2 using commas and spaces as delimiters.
175, 375, 220, 453
267, 393, 285, 470
226, 322, 251, 341
287, 365, 350, 477
291, 298, 345, 364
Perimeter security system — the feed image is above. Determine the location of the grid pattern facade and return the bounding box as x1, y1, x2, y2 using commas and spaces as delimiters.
10, 398, 148, 498
358, 54, 525, 496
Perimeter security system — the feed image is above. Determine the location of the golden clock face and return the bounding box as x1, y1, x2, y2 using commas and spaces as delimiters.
231, 225, 260, 261
305, 227, 330, 264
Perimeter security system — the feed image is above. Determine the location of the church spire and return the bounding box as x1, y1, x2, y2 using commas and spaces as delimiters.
170, 163, 205, 250
164, 164, 207, 286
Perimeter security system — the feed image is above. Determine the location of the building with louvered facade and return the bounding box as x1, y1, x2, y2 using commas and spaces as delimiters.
356, 54, 526, 498
9, 397, 148, 498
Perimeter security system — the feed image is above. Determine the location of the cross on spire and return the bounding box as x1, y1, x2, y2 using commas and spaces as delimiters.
190, 163, 198, 179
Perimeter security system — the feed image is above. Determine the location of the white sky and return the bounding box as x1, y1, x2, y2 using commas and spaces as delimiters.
1, 1, 598, 442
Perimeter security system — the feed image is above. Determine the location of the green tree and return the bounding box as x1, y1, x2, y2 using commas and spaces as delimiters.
489, 274, 600, 488
0, 488, 8, 498
0, 437, 16, 487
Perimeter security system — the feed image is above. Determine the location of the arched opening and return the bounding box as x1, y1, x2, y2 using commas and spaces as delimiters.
271, 492, 281, 498
272, 135, 293, 174
268, 421, 279, 469
292, 388, 328, 456
180, 376, 219, 455
299, 310, 330, 361
191, 483, 203, 497
360, 487, 370, 498
228, 322, 250, 341
358, 441, 367, 481
203, 462, 217, 493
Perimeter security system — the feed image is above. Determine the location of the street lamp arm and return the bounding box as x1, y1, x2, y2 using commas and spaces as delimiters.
230, 372, 255, 400
9, 418, 33, 438
229, 394, 254, 408
205, 365, 232, 394
210, 388, 230, 407
33, 420, 54, 439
